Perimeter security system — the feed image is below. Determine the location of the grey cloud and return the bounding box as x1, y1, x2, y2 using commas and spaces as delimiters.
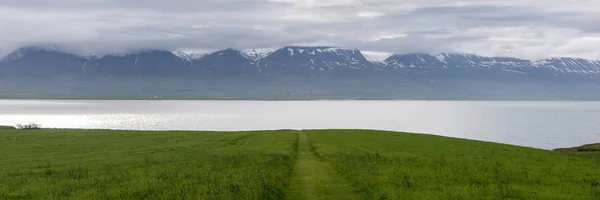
405, 29, 457, 35
343, 35, 486, 55
0, 0, 280, 13
388, 5, 595, 30
53, 25, 314, 55
0, 0, 599, 60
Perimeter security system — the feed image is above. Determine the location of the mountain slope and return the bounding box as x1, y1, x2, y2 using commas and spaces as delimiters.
173, 51, 207, 66
383, 53, 600, 80
85, 50, 189, 77
1, 45, 600, 100
2, 46, 600, 80
0, 46, 86, 78
259, 46, 378, 76
533, 57, 600, 75
192, 48, 261, 76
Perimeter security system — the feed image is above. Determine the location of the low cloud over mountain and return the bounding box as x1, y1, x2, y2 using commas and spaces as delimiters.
1, 0, 599, 60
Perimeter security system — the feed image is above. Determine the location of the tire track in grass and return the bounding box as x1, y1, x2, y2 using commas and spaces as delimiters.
286, 131, 358, 200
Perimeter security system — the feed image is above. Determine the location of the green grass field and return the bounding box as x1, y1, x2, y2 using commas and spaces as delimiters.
1, 128, 599, 199
0, 129, 297, 199
307, 130, 600, 199
0, 126, 16, 130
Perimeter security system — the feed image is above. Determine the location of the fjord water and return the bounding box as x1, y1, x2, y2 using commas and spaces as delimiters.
1, 100, 599, 149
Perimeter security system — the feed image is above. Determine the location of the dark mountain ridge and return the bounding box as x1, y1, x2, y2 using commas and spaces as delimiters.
2, 46, 599, 79
1, 45, 599, 100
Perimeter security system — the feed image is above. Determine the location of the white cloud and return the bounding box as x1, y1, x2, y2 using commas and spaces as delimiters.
357, 11, 385, 18
268, 0, 360, 8
362, 51, 392, 61
368, 33, 408, 41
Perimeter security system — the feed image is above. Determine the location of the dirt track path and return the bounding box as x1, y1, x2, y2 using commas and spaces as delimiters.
286, 131, 359, 200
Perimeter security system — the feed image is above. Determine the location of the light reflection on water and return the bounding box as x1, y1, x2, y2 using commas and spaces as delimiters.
1, 100, 600, 150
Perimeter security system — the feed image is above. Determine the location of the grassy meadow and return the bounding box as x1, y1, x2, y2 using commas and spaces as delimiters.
0, 129, 297, 199
307, 130, 600, 199
0, 128, 599, 199
0, 126, 16, 130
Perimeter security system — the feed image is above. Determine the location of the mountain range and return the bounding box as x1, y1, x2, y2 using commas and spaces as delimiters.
1, 46, 599, 100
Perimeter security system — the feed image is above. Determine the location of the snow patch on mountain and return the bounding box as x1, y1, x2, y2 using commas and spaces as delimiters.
435, 53, 448, 63
362, 51, 392, 62
321, 48, 360, 60
1, 50, 24, 62
173, 51, 207, 65
501, 69, 527, 74
241, 48, 276, 62
82, 54, 100, 60
173, 51, 207, 61
532, 57, 600, 74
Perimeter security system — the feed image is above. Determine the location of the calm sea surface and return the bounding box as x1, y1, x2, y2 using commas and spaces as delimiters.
1, 100, 599, 149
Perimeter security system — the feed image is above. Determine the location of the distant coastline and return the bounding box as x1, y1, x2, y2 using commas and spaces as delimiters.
555, 143, 600, 152
1, 94, 599, 101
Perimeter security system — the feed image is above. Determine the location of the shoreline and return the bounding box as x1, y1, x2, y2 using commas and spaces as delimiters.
2, 97, 600, 102
555, 143, 600, 152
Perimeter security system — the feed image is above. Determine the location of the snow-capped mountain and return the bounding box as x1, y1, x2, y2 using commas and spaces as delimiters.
1, 46, 600, 79
173, 51, 207, 65
384, 53, 532, 69
192, 48, 262, 76
382, 52, 600, 79
259, 46, 377, 76
385, 53, 445, 70
2, 46, 600, 100
533, 57, 600, 75
240, 49, 276, 63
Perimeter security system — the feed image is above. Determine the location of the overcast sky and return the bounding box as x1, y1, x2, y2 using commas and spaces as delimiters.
1, 0, 599, 60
